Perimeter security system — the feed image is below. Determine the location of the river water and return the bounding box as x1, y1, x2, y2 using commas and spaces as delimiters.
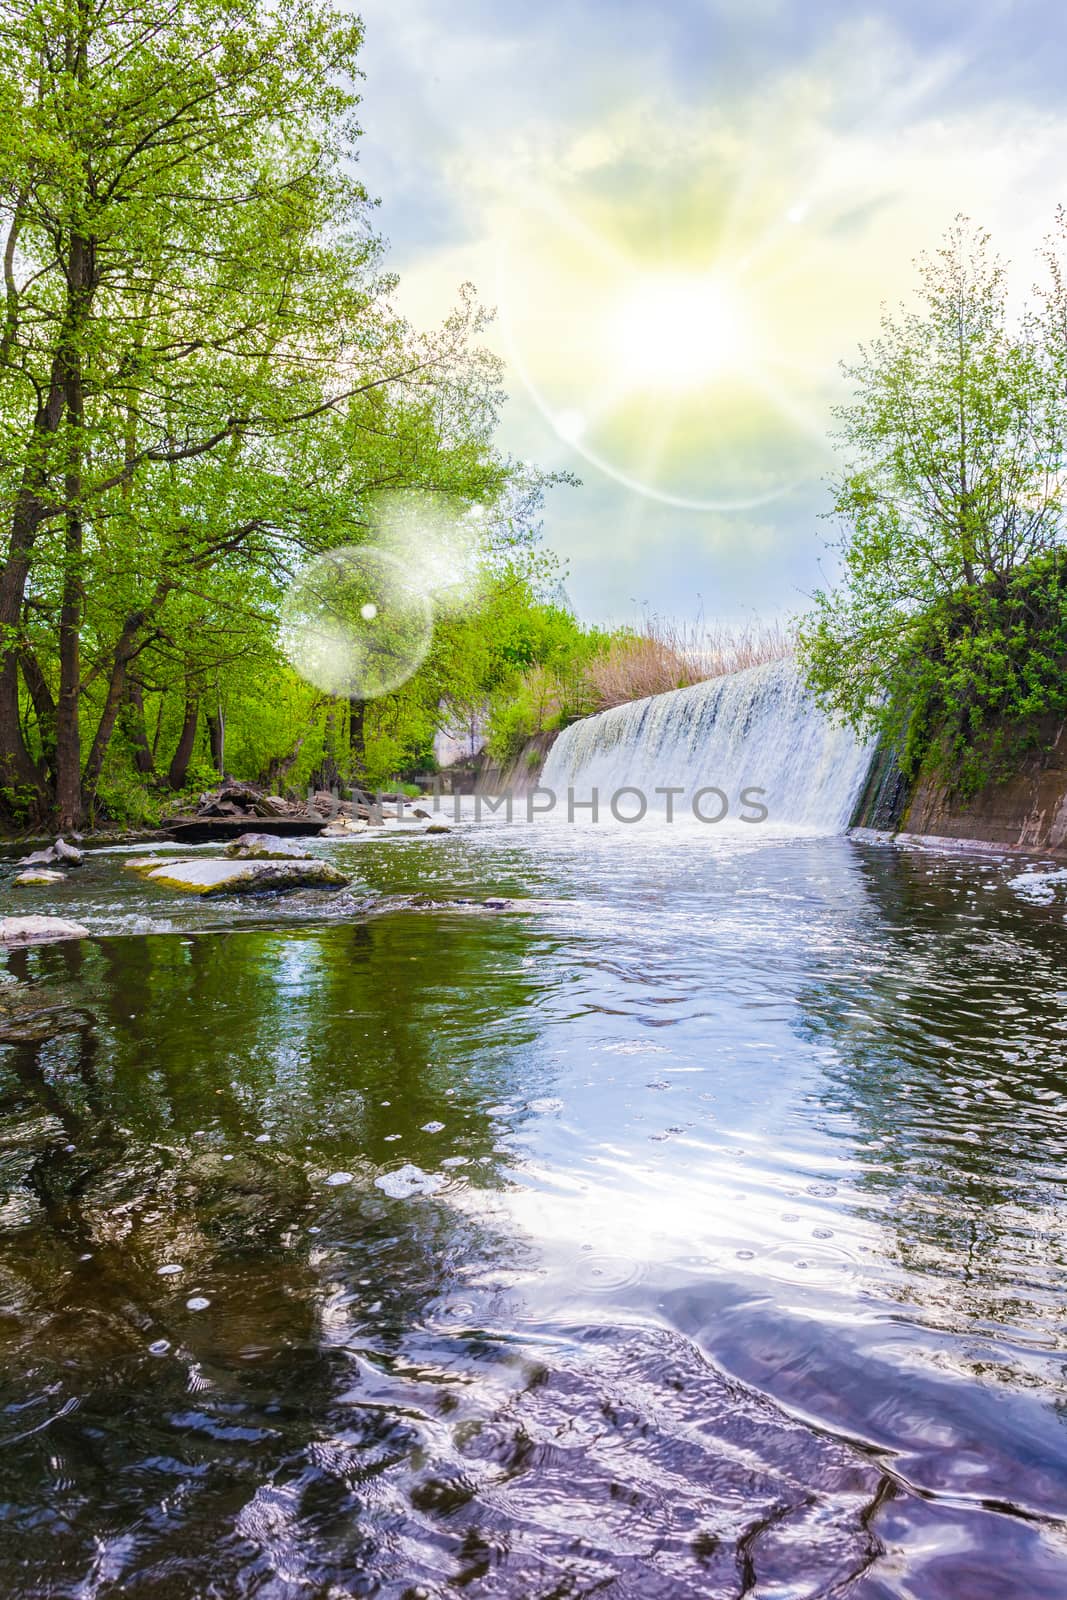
1, 816, 1067, 1597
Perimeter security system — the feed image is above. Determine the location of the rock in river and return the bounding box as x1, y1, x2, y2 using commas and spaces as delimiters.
223, 832, 314, 860
0, 915, 90, 946
13, 869, 66, 886
140, 857, 350, 895
18, 835, 84, 868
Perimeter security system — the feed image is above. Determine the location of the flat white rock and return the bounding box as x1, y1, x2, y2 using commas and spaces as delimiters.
142, 857, 349, 895
0, 915, 90, 945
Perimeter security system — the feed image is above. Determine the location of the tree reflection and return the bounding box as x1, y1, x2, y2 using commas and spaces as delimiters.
796, 844, 1067, 1338
0, 911, 547, 1591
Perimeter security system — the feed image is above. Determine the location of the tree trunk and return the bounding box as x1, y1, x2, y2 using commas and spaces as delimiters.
167, 688, 199, 790
19, 650, 56, 783
53, 1, 95, 829
122, 679, 155, 776
349, 696, 366, 778
0, 392, 68, 812
206, 705, 225, 774
313, 702, 341, 791
55, 240, 94, 828
54, 503, 83, 828
264, 729, 307, 789
82, 623, 147, 802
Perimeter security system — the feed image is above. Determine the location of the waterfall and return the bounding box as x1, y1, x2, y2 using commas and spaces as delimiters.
540, 657, 877, 832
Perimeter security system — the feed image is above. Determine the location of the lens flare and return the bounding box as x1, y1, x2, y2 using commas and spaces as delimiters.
370, 489, 488, 614
279, 546, 433, 700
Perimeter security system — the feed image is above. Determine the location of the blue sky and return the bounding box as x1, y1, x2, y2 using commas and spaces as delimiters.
352, 0, 1067, 626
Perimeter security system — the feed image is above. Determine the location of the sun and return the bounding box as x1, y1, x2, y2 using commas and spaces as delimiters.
605, 271, 754, 391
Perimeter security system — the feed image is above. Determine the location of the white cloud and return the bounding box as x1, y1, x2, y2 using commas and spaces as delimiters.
355, 2, 1067, 623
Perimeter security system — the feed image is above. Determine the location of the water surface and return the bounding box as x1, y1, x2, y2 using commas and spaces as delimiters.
2, 820, 1066, 1596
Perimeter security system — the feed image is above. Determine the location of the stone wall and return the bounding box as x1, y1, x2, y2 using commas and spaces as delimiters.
852, 717, 1067, 857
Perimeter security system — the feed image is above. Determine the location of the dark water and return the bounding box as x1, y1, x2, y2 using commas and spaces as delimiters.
2, 821, 1067, 1597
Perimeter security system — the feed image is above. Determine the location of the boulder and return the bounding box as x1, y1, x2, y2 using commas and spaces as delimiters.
224, 832, 312, 860
13, 869, 65, 886
18, 835, 84, 868
322, 817, 368, 837
425, 824, 451, 835
142, 857, 350, 895
0, 915, 90, 946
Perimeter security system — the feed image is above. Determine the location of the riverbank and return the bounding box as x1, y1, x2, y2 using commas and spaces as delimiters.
850, 715, 1067, 859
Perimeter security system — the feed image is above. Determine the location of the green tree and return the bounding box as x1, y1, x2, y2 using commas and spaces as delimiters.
0, 0, 513, 828
800, 218, 1067, 788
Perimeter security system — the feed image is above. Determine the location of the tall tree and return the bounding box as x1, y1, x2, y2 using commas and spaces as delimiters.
0, 0, 510, 826
800, 218, 1067, 780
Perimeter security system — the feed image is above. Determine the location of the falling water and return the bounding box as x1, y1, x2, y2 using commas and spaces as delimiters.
541, 657, 877, 831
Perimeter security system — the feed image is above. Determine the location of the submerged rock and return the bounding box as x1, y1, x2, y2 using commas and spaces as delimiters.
0, 915, 90, 945
223, 832, 313, 860
142, 857, 350, 895
425, 824, 451, 835
13, 869, 66, 886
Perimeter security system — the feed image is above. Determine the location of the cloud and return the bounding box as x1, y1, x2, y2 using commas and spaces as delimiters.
355, 0, 1067, 623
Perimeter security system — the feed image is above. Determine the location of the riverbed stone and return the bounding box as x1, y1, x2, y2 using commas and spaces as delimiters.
142, 857, 350, 895
0, 915, 90, 945
322, 817, 368, 837
224, 832, 314, 860
13, 869, 66, 886
18, 835, 84, 868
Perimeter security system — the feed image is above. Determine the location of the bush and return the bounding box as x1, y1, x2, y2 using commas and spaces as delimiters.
893, 556, 1067, 795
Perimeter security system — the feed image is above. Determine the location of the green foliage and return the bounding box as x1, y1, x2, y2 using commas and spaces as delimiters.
0, 784, 39, 828
0, 0, 554, 827
889, 557, 1067, 795
93, 763, 167, 829
482, 607, 606, 766
800, 216, 1067, 796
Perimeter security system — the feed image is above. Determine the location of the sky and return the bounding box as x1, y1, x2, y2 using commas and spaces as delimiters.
351, 0, 1067, 627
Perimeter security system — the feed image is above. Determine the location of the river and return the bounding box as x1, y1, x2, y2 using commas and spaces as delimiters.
1, 812, 1066, 1597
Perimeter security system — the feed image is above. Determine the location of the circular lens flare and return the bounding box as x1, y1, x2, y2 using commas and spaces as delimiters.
280, 546, 433, 700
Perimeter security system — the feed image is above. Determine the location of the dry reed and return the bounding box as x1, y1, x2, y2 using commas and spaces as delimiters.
584, 617, 793, 712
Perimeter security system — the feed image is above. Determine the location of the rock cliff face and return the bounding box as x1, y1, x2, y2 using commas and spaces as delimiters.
851, 717, 1067, 856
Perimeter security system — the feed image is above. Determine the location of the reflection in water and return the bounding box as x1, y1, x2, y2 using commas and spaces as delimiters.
0, 828, 1066, 1595
802, 846, 1067, 1337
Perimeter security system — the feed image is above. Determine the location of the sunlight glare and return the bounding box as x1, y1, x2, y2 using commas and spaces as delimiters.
606, 272, 753, 390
